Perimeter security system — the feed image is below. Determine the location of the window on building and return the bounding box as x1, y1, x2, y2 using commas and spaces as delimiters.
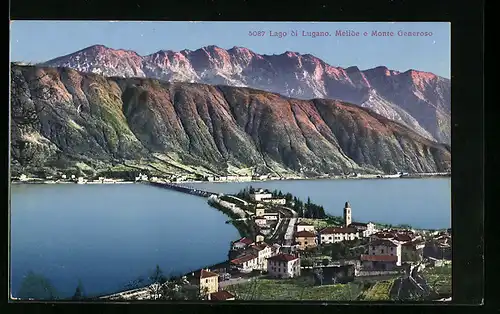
381, 249, 384, 254
373, 252, 375, 255
206, 279, 208, 283
391, 247, 394, 251
305, 241, 308, 245
329, 236, 332, 240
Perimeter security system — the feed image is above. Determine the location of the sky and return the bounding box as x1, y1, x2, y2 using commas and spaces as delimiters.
10, 21, 450, 78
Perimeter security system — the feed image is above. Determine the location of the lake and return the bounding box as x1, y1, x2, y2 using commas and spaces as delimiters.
183, 178, 451, 230
10, 178, 450, 298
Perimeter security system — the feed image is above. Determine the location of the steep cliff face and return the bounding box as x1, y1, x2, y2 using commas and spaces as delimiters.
10, 65, 451, 177
42, 45, 451, 144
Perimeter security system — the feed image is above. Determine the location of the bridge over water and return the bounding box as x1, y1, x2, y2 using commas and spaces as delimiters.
147, 181, 219, 198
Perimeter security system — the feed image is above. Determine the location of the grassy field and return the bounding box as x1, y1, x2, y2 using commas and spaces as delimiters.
224, 277, 363, 301
358, 279, 395, 301
421, 264, 451, 295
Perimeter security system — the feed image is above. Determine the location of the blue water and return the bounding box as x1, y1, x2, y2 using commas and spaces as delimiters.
10, 178, 450, 298
183, 178, 451, 229
10, 183, 239, 298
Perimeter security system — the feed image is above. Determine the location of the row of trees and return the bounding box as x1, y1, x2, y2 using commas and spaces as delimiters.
291, 196, 327, 219
235, 186, 327, 219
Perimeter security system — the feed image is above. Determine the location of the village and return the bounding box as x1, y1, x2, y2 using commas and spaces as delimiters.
101, 186, 452, 302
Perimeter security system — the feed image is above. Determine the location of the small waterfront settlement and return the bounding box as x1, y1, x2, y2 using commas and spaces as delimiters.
11, 172, 452, 301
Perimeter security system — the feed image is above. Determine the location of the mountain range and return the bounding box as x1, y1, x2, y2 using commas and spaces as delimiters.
41, 44, 451, 144
10, 65, 451, 178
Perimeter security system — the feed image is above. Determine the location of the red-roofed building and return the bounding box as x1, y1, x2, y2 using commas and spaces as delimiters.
192, 269, 219, 297
295, 231, 317, 250
394, 233, 413, 243
267, 254, 301, 279
230, 253, 259, 273
360, 254, 399, 270
318, 227, 359, 244
365, 239, 402, 269
401, 239, 425, 262
370, 231, 395, 241
231, 237, 254, 250
209, 290, 236, 301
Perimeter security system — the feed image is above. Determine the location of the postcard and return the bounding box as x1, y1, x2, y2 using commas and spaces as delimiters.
9, 21, 451, 302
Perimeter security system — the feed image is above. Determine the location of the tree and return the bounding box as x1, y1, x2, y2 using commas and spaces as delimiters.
72, 280, 86, 300
313, 268, 324, 286
17, 271, 59, 300
147, 265, 167, 300
322, 258, 330, 267
10, 65, 55, 167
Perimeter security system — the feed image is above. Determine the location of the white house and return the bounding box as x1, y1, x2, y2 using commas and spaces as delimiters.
267, 254, 301, 279
263, 212, 279, 221
254, 216, 268, 227
230, 253, 259, 273
77, 177, 86, 184
249, 243, 273, 270
262, 198, 286, 205
249, 189, 273, 202
348, 222, 378, 237
296, 221, 315, 233
318, 227, 359, 244
361, 239, 402, 270
135, 173, 149, 182
19, 174, 28, 181
231, 237, 254, 250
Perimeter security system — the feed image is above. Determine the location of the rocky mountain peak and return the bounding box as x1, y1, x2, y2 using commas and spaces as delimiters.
41, 45, 451, 144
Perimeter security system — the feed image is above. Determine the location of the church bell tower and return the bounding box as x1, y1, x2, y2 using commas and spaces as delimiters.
343, 201, 352, 227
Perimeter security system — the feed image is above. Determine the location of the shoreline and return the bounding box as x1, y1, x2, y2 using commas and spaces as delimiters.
10, 172, 450, 186
11, 180, 136, 185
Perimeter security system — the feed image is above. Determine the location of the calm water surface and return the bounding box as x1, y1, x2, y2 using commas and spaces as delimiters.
183, 178, 451, 229
10, 178, 450, 298
10, 183, 239, 298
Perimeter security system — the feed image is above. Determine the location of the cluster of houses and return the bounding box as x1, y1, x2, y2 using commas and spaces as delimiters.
194, 192, 451, 301
247, 189, 286, 235
292, 202, 431, 272
229, 236, 301, 279
204, 174, 285, 182
186, 197, 450, 301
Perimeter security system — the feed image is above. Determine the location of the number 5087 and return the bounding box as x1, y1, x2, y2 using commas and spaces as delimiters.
248, 31, 266, 36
